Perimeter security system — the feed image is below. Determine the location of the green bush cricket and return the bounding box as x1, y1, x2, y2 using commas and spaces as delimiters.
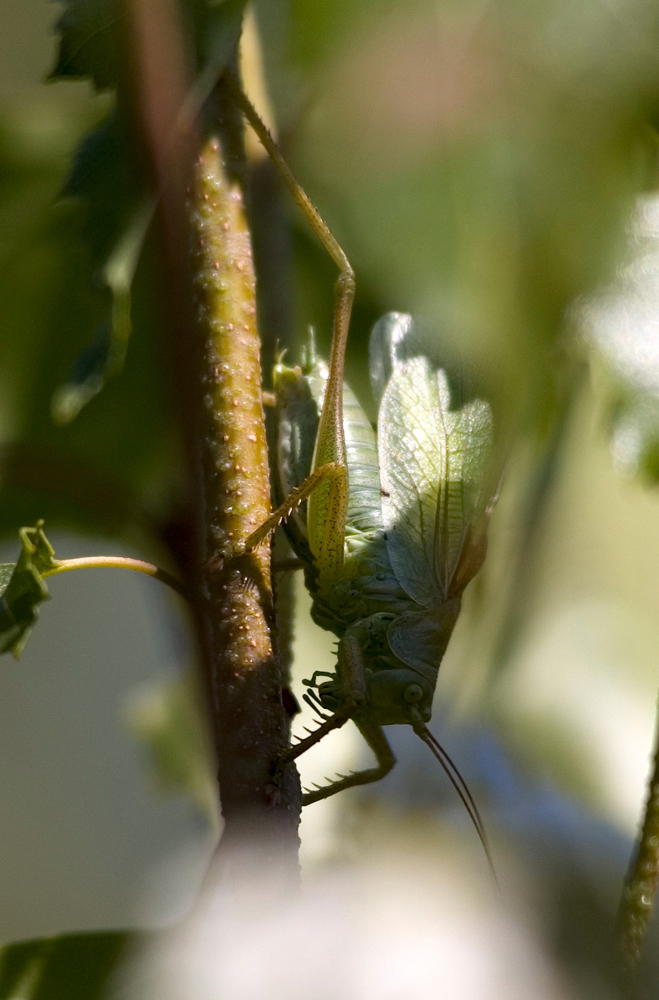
224, 75, 496, 860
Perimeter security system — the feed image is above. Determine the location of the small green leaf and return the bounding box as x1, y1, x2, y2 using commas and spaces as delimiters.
51, 198, 154, 424
0, 522, 58, 659
49, 110, 153, 423
18, 522, 58, 576
0, 931, 129, 1000
50, 0, 120, 90
63, 112, 137, 264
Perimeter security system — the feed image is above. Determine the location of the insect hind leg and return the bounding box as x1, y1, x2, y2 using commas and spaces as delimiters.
274, 635, 366, 782
302, 718, 395, 806
241, 462, 345, 554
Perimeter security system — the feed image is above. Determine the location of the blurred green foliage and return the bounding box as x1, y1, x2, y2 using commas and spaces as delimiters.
0, 0, 247, 547
0, 932, 128, 1000
4, 0, 659, 539
277, 0, 659, 436
124, 674, 219, 822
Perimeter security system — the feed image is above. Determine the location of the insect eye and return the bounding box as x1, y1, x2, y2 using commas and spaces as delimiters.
403, 684, 423, 705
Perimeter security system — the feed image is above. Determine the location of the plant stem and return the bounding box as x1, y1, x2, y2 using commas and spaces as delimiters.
616, 704, 659, 981
120, 0, 300, 877
44, 557, 187, 599
190, 84, 301, 862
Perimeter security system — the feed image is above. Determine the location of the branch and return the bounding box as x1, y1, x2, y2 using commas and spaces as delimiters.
616, 705, 659, 982
120, 0, 300, 877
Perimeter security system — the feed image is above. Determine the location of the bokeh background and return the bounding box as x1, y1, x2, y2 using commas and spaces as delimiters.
3, 0, 659, 996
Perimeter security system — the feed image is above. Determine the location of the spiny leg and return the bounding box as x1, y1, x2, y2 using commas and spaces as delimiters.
302, 691, 332, 723
241, 461, 345, 553
223, 72, 354, 578
275, 635, 365, 772
280, 706, 352, 769
302, 717, 396, 806
304, 670, 336, 687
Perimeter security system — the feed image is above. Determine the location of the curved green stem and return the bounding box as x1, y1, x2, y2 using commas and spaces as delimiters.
44, 557, 187, 599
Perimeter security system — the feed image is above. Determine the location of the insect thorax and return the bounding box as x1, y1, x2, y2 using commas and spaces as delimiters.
303, 535, 440, 726
312, 605, 437, 727
308, 530, 411, 635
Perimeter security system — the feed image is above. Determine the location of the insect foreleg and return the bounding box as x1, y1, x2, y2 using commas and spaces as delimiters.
302, 718, 396, 806
302, 693, 332, 723
303, 670, 336, 687
271, 556, 304, 573
275, 635, 366, 768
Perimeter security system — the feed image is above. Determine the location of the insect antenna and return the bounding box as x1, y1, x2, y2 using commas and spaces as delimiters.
417, 725, 498, 887
422, 728, 485, 838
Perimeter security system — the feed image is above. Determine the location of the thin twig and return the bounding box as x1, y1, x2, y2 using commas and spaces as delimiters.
45, 557, 187, 599
616, 701, 659, 982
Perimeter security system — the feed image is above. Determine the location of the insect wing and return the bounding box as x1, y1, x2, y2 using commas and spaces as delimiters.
276, 353, 382, 555
274, 362, 321, 548
442, 400, 494, 597
437, 394, 493, 597
378, 357, 493, 606
387, 600, 461, 684
276, 366, 319, 501
343, 381, 382, 537
369, 312, 417, 408
379, 357, 448, 606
